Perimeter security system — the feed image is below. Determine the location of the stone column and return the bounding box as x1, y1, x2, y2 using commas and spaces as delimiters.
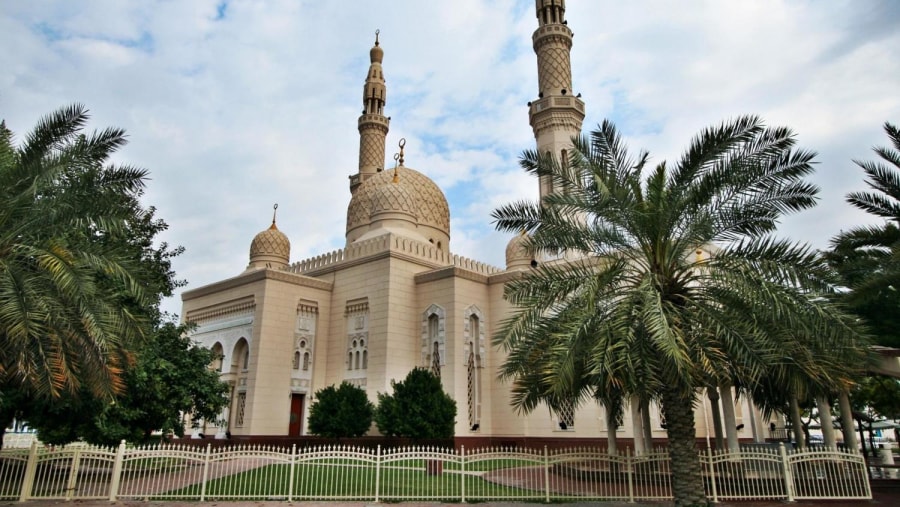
631, 395, 645, 455
641, 398, 654, 451
838, 391, 858, 451
747, 400, 762, 443
707, 387, 725, 450
606, 405, 618, 454
720, 383, 740, 451
816, 396, 837, 447
789, 395, 806, 448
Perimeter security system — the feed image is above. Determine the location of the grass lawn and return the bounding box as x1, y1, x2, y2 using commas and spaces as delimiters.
160, 460, 539, 501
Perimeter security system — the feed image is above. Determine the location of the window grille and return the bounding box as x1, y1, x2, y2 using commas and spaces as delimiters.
556, 399, 575, 429
235, 392, 247, 427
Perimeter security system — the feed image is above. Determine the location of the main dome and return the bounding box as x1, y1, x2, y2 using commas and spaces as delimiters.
346, 166, 450, 245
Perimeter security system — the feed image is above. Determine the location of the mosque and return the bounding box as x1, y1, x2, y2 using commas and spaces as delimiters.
181, 0, 765, 447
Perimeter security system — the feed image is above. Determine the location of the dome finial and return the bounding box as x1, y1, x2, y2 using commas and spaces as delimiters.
375, 29, 380, 46
270, 203, 279, 230
392, 152, 401, 183
398, 137, 406, 166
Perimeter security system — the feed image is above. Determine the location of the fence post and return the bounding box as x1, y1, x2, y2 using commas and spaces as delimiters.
288, 444, 296, 502
626, 447, 634, 503
779, 442, 795, 502
543, 446, 550, 503
200, 443, 211, 502
374, 445, 381, 503
65, 446, 82, 500
18, 441, 39, 501
707, 447, 718, 503
460, 445, 466, 503
108, 440, 127, 502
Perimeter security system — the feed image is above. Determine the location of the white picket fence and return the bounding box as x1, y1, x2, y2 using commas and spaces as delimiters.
0, 441, 870, 503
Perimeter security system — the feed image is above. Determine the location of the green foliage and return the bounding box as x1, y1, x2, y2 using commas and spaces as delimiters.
21, 322, 228, 446
492, 117, 868, 505
307, 382, 374, 438
827, 122, 900, 347
0, 105, 170, 399
852, 375, 900, 421
375, 368, 456, 439
0, 105, 199, 448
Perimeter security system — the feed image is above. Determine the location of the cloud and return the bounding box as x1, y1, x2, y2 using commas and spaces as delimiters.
1, 0, 898, 317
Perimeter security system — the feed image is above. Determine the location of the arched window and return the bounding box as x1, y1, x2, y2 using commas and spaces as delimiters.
429, 314, 441, 376
464, 306, 486, 430
421, 306, 446, 376
431, 341, 441, 377
294, 302, 317, 377
210, 343, 224, 372
345, 298, 369, 378
232, 338, 249, 373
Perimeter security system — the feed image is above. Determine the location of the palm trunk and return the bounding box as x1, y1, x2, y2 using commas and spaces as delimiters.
661, 386, 707, 506
605, 404, 618, 454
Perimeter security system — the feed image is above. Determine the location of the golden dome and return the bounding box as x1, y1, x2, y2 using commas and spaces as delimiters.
371, 176, 418, 216
347, 166, 450, 237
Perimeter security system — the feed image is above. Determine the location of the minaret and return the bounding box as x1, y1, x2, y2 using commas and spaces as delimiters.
528, 0, 585, 200
350, 30, 390, 194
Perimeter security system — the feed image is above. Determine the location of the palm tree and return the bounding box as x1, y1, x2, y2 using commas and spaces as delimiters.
828, 122, 900, 347
492, 117, 867, 506
0, 104, 150, 400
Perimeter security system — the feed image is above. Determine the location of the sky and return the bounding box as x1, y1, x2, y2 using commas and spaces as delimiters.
2, 0, 899, 317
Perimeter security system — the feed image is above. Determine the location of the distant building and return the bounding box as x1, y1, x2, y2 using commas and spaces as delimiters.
182, 0, 762, 447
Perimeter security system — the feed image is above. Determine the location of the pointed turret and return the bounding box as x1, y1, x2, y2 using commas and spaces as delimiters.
350, 30, 390, 194
529, 0, 585, 201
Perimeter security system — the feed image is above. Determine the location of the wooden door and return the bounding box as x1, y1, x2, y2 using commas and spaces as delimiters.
288, 393, 304, 436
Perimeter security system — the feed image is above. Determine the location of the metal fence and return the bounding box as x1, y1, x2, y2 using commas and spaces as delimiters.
0, 441, 870, 503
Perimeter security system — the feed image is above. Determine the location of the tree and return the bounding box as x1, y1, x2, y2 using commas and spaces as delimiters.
375, 368, 456, 439
307, 382, 374, 438
18, 322, 229, 446
0, 105, 190, 448
0, 105, 152, 399
827, 122, 900, 347
492, 117, 867, 506
852, 375, 900, 421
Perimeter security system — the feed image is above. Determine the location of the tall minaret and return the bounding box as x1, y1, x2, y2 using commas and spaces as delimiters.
350, 30, 390, 194
529, 0, 585, 200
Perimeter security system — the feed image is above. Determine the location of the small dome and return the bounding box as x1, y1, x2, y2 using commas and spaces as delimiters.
505, 231, 532, 271
248, 223, 290, 270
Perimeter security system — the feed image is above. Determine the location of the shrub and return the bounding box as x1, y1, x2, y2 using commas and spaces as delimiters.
308, 382, 374, 438
375, 368, 456, 439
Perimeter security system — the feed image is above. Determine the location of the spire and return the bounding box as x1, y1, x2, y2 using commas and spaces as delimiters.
269, 203, 279, 230
529, 0, 585, 201
351, 30, 391, 194
391, 138, 406, 183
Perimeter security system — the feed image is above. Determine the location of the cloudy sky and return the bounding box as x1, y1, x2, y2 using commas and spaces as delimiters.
2, 1, 898, 317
